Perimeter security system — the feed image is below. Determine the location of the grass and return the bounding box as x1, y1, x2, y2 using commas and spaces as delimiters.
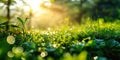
0, 19, 120, 60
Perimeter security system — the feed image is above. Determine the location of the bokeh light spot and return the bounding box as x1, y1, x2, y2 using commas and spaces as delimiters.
41, 51, 48, 57
12, 47, 24, 54
7, 51, 14, 58
7, 35, 15, 44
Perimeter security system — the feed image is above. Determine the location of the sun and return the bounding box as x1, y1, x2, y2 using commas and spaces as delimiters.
25, 0, 42, 11
24, 0, 52, 12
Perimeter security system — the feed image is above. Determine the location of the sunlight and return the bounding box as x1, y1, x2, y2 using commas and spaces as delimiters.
15, 0, 65, 29
23, 6, 30, 12
0, 3, 4, 6
25, 0, 42, 11
43, 1, 52, 7
24, 0, 52, 12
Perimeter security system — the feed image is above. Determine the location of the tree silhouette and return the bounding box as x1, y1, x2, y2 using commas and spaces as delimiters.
6, 0, 11, 31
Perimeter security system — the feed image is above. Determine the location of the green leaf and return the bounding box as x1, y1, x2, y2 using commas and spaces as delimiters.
0, 25, 5, 28
25, 17, 28, 23
10, 25, 19, 28
0, 21, 8, 25
17, 17, 24, 26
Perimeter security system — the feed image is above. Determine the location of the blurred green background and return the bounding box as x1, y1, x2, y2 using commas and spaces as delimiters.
0, 0, 120, 60
0, 0, 120, 30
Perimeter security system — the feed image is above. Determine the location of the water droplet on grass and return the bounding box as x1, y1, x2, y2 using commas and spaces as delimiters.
93, 56, 98, 60
41, 51, 48, 57
53, 44, 57, 48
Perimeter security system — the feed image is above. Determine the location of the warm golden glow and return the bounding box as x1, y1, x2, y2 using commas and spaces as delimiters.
16, 0, 65, 29
24, 0, 42, 12
24, 0, 52, 12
